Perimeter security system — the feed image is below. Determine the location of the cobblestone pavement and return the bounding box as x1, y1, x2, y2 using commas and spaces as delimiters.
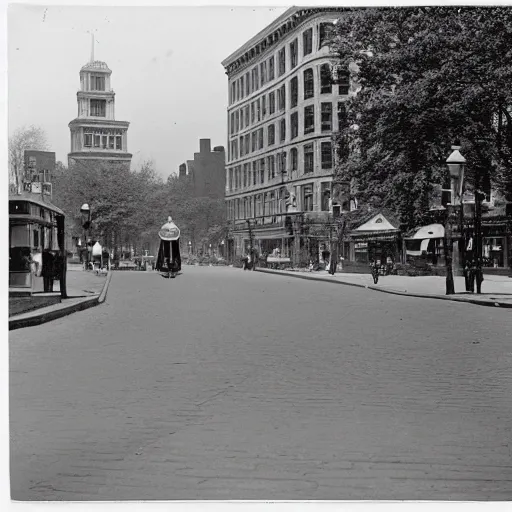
10, 266, 512, 500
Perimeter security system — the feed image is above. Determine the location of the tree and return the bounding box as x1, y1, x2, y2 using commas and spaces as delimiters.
9, 126, 49, 194
331, 6, 512, 229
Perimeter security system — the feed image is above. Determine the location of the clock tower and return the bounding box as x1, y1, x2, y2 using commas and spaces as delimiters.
68, 35, 132, 170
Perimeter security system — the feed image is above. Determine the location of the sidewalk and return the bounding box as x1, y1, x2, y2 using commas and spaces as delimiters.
255, 268, 512, 308
9, 266, 112, 330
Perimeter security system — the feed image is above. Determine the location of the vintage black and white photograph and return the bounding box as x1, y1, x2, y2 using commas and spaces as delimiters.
6, 0, 512, 504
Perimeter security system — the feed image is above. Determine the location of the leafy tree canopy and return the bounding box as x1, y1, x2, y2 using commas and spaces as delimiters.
332, 6, 512, 229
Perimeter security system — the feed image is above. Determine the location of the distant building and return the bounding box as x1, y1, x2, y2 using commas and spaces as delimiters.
22, 150, 56, 198
180, 139, 225, 198
68, 38, 132, 171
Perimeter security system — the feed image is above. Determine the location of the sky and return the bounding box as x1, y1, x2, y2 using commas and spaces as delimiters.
8, 4, 288, 178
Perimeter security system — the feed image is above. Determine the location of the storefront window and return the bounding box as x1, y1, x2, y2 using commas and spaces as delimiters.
483, 237, 504, 267
354, 242, 368, 263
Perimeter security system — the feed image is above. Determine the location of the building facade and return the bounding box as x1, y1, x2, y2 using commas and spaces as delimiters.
222, 7, 352, 263
182, 139, 226, 199
68, 45, 132, 171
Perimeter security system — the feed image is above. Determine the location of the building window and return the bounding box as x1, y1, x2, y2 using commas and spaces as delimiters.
245, 134, 250, 154
243, 164, 248, 188
257, 98, 261, 122
94, 134, 100, 147
290, 76, 298, 108
229, 168, 233, 191
256, 194, 262, 216
252, 131, 257, 152
260, 61, 267, 86
262, 95, 267, 118
231, 82, 236, 104
304, 105, 315, 134
116, 136, 122, 150
230, 112, 235, 135
90, 99, 106, 117
336, 66, 350, 95
278, 84, 286, 110
337, 102, 348, 131
245, 106, 250, 126
319, 22, 335, 49
236, 110, 240, 132
303, 28, 313, 56
252, 67, 259, 92
320, 64, 332, 94
290, 147, 298, 171
269, 56, 275, 81
259, 128, 264, 149
278, 47, 286, 76
84, 133, 92, 147
91, 75, 105, 91
290, 38, 298, 68
109, 136, 115, 149
280, 118, 286, 142
240, 76, 245, 98
321, 182, 331, 211
304, 143, 314, 173
253, 161, 258, 185
240, 136, 244, 157
268, 155, 275, 180
240, 109, 244, 130
236, 80, 240, 101
260, 159, 266, 183
279, 151, 287, 177
269, 91, 276, 114
251, 103, 255, 123
303, 184, 314, 211
268, 124, 275, 145
321, 141, 333, 169
291, 112, 298, 139
321, 103, 332, 132
246, 72, 250, 96
304, 68, 314, 99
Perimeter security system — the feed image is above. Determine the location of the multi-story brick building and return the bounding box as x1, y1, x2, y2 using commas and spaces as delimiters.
222, 6, 351, 264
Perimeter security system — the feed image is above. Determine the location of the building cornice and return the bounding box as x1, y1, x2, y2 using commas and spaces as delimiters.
221, 6, 347, 78
68, 119, 130, 128
77, 91, 115, 98
68, 152, 133, 160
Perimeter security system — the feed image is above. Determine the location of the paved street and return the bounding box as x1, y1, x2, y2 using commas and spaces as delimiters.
10, 266, 512, 500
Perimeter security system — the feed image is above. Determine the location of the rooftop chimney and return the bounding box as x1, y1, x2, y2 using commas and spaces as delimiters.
199, 139, 211, 154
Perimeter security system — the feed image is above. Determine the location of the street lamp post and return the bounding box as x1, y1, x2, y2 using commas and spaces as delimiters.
80, 203, 91, 271
445, 146, 466, 295
246, 219, 255, 270
188, 240, 192, 256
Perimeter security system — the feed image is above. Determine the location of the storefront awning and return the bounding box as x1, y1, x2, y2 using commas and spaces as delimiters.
347, 229, 400, 242
406, 238, 430, 256
408, 223, 444, 240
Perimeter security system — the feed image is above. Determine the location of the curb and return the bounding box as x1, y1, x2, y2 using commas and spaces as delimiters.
98, 270, 113, 304
255, 268, 512, 309
9, 271, 114, 331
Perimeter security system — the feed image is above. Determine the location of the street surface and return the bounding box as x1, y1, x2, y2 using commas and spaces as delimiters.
10, 266, 512, 500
